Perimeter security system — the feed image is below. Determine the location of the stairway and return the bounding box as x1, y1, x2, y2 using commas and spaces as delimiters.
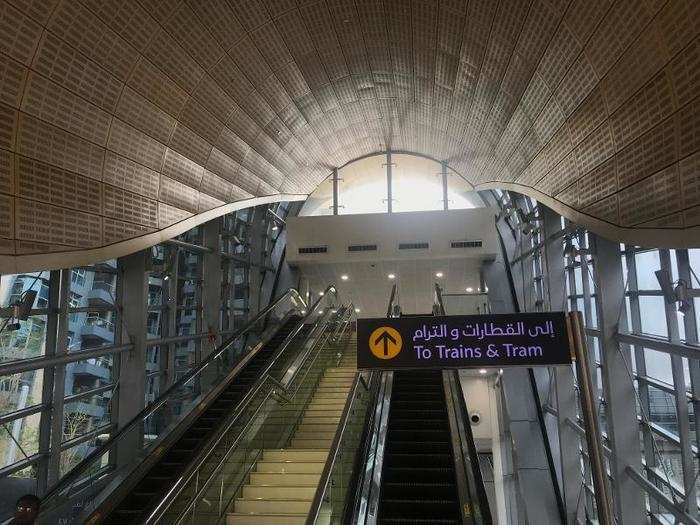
105, 317, 308, 524
228, 343, 357, 524
378, 369, 461, 524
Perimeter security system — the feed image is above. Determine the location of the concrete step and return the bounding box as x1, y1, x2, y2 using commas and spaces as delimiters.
227, 513, 306, 525
256, 461, 325, 474
291, 438, 333, 449
250, 472, 321, 486
299, 416, 342, 425
296, 423, 339, 433
294, 430, 336, 439
262, 449, 327, 462
235, 498, 312, 514
309, 391, 349, 399
242, 484, 317, 500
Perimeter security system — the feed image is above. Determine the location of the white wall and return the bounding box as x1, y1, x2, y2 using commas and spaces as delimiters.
287, 208, 498, 265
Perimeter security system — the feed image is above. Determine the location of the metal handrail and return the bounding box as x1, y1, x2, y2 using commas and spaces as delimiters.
386, 283, 397, 317
159, 304, 348, 524
434, 282, 446, 316
446, 369, 493, 524
42, 287, 310, 502
306, 369, 379, 525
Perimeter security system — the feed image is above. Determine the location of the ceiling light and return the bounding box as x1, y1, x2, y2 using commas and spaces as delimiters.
271, 225, 278, 231
484, 286, 489, 292
388, 273, 396, 280
300, 310, 306, 314
435, 272, 443, 278
341, 274, 349, 281
319, 291, 324, 296
318, 310, 323, 314
479, 369, 487, 375
355, 308, 360, 313
466, 287, 473, 292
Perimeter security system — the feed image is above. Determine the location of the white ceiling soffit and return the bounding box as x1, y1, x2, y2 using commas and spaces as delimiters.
0, 0, 698, 272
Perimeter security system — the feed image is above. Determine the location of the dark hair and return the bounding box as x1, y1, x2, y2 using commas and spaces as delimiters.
16, 494, 40, 508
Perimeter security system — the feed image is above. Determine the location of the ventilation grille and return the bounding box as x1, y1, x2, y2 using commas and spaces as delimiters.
451, 240, 483, 248
398, 242, 429, 250
298, 245, 328, 254
348, 244, 377, 252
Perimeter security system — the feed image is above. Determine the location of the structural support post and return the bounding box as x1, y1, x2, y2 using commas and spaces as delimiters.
542, 207, 581, 524
594, 235, 646, 523
116, 251, 148, 427
201, 219, 223, 356
386, 150, 393, 213
46, 270, 69, 487
332, 168, 339, 215
441, 161, 448, 211
569, 312, 614, 525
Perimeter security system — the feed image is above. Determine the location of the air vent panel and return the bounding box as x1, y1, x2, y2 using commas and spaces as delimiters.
348, 244, 377, 252
451, 240, 483, 248
398, 242, 429, 250
298, 245, 328, 254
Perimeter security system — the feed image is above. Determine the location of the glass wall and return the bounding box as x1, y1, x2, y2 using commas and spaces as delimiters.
492, 190, 700, 522
0, 201, 296, 511
300, 152, 485, 216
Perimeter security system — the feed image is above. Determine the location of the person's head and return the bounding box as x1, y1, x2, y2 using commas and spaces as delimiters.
14, 494, 40, 524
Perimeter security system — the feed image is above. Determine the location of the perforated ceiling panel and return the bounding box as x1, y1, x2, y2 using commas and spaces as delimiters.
0, 0, 698, 269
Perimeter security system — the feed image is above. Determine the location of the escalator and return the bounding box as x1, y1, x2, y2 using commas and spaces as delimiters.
378, 369, 461, 523
307, 285, 492, 525
107, 316, 309, 523
39, 286, 344, 525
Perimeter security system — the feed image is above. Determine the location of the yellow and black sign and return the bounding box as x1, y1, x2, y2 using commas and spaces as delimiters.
369, 326, 402, 359
357, 312, 571, 370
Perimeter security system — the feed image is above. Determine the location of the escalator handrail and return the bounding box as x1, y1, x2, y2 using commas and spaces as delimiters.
434, 282, 446, 316
41, 286, 325, 503
147, 301, 347, 525
448, 369, 493, 524
305, 368, 379, 525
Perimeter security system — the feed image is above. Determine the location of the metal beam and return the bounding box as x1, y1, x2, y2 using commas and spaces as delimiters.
386, 150, 393, 213
441, 161, 448, 211
332, 168, 339, 215
594, 234, 646, 523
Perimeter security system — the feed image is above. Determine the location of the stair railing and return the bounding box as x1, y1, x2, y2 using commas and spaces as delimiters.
306, 366, 380, 525
158, 303, 356, 525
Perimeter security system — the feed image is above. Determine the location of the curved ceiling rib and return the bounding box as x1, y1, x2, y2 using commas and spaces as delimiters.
0, 0, 698, 272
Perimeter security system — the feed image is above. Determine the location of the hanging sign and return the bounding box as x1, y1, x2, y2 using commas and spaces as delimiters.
357, 312, 571, 370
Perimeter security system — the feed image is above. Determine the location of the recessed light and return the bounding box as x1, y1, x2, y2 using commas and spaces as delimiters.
318, 310, 323, 314
319, 291, 324, 296
331, 309, 336, 313
300, 310, 306, 314
355, 308, 360, 313
466, 287, 473, 292
388, 273, 396, 280
435, 272, 443, 278
341, 274, 349, 281
479, 369, 487, 375
271, 225, 278, 231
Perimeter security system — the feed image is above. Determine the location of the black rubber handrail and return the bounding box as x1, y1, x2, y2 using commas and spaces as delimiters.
42, 286, 312, 501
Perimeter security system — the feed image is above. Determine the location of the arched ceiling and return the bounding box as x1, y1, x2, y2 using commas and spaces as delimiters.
0, 0, 698, 272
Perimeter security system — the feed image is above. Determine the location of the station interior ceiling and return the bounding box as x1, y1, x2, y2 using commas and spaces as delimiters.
0, 0, 698, 273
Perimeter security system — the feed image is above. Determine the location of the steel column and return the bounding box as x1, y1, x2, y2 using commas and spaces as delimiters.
386, 150, 392, 213
201, 219, 223, 356
542, 207, 582, 524
332, 168, 339, 215
593, 234, 646, 523
441, 161, 448, 211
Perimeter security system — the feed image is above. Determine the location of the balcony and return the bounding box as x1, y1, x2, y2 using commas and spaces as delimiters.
87, 281, 115, 307
80, 316, 115, 345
